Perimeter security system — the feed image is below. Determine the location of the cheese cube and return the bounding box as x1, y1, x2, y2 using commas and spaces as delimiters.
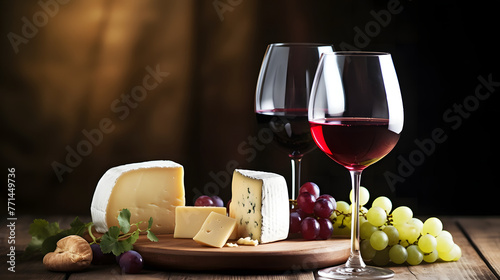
174, 206, 226, 238
193, 212, 237, 248
90, 160, 185, 234
230, 169, 289, 243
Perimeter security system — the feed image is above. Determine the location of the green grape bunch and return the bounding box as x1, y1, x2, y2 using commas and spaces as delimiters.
331, 186, 462, 266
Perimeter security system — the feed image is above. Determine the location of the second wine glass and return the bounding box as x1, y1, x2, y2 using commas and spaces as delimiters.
255, 43, 334, 200
309, 51, 404, 279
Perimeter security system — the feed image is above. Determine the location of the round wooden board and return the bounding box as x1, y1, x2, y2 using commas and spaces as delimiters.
134, 234, 350, 271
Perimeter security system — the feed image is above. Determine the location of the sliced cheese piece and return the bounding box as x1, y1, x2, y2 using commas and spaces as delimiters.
174, 206, 226, 238
228, 224, 239, 240
230, 169, 289, 244
90, 160, 185, 234
193, 212, 237, 248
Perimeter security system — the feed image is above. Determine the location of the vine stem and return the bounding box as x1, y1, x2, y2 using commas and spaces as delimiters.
87, 222, 148, 245
88, 223, 98, 244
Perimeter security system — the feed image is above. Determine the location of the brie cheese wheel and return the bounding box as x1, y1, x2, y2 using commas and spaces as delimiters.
230, 169, 289, 243
90, 160, 185, 234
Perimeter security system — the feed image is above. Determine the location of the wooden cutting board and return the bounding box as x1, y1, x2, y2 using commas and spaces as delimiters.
134, 234, 350, 271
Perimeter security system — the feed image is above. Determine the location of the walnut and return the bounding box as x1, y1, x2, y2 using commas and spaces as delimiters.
43, 235, 93, 271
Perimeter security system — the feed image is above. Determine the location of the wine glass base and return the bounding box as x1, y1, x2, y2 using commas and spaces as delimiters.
317, 264, 394, 279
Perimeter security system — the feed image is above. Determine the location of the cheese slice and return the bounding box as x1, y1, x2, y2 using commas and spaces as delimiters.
90, 160, 185, 234
228, 224, 239, 240
174, 206, 226, 238
193, 212, 237, 248
230, 169, 289, 243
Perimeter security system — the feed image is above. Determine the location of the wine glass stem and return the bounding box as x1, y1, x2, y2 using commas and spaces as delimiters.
290, 157, 302, 200
346, 170, 366, 269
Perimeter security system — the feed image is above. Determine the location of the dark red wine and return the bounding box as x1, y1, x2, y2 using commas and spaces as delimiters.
256, 109, 316, 158
309, 118, 400, 171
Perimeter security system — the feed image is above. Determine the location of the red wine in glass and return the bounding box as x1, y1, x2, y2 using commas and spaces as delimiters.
309, 117, 400, 171
256, 108, 317, 158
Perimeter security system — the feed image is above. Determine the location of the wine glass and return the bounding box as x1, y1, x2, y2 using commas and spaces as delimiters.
255, 43, 334, 200
309, 51, 404, 279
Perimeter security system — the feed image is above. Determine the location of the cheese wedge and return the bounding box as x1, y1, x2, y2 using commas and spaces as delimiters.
174, 206, 226, 238
230, 169, 289, 243
90, 160, 185, 234
193, 212, 237, 248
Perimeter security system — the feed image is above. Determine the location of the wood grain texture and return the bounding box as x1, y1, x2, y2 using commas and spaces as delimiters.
457, 217, 500, 279
68, 266, 315, 280
0, 259, 67, 280
133, 234, 350, 271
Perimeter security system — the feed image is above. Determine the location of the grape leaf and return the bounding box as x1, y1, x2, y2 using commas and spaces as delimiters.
100, 226, 133, 255
108, 226, 121, 239
147, 230, 158, 242
28, 219, 61, 247
41, 217, 92, 255
24, 209, 156, 259
69, 216, 91, 233
23, 219, 61, 259
146, 217, 158, 242
100, 225, 142, 256
127, 231, 140, 245
118, 209, 131, 234
148, 217, 153, 229
23, 217, 92, 259
101, 236, 134, 256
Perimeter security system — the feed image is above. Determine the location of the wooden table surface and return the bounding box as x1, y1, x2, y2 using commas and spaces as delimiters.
1, 216, 499, 279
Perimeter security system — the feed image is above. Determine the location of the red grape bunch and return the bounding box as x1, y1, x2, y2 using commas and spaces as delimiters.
289, 182, 337, 240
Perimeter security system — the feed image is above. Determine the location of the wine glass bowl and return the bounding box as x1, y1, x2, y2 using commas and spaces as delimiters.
309, 51, 403, 279
255, 43, 334, 199
309, 117, 400, 171
255, 109, 315, 159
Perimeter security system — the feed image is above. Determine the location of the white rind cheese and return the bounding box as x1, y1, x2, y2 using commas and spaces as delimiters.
90, 160, 185, 234
230, 169, 289, 243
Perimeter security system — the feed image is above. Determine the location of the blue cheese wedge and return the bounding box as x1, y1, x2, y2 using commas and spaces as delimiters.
229, 169, 289, 243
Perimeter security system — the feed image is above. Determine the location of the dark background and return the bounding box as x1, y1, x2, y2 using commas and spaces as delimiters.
1, 0, 498, 217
